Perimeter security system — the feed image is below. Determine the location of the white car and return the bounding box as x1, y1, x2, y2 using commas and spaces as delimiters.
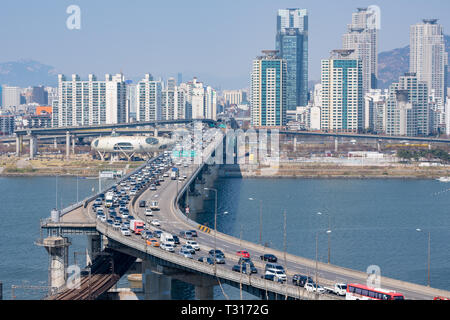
305, 282, 325, 294
150, 219, 161, 227
120, 228, 131, 236
145, 208, 153, 216
186, 240, 200, 251
160, 243, 175, 252
163, 172, 169, 177
265, 270, 287, 282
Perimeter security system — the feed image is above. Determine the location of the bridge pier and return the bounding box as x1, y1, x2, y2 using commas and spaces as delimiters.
72, 135, 76, 155
86, 235, 102, 265
334, 137, 338, 153
39, 236, 71, 295
142, 260, 172, 300
15, 134, 23, 157
195, 285, 214, 300
66, 131, 71, 159
294, 136, 297, 152
29, 135, 37, 159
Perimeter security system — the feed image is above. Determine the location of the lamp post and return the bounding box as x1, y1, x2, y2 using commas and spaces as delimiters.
317, 212, 332, 264
416, 228, 431, 287
204, 187, 218, 274
249, 197, 263, 246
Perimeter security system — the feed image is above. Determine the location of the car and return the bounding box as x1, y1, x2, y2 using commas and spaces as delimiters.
160, 243, 175, 252
208, 249, 225, 258
139, 200, 146, 208
153, 230, 163, 238
121, 211, 129, 219
265, 270, 287, 282
188, 230, 198, 237
145, 208, 153, 216
235, 261, 258, 274
181, 244, 196, 254
186, 240, 200, 251
150, 219, 161, 227
209, 253, 225, 264
120, 227, 131, 236
113, 221, 121, 229
150, 184, 157, 191
146, 238, 160, 247
179, 230, 193, 240
141, 230, 153, 240
106, 219, 114, 225
172, 235, 180, 244
264, 263, 285, 274
236, 250, 250, 258
179, 249, 193, 259
260, 254, 278, 263
198, 257, 214, 265
232, 263, 257, 274
304, 282, 325, 294
100, 215, 107, 223
292, 274, 314, 287
261, 273, 284, 283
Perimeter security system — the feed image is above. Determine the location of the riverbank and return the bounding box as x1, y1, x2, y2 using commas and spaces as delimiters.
0, 155, 143, 177
221, 162, 450, 179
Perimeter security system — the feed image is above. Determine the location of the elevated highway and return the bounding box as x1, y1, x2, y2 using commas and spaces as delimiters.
40, 126, 450, 300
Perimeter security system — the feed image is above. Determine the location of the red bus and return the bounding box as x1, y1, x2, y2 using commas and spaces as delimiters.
346, 283, 405, 300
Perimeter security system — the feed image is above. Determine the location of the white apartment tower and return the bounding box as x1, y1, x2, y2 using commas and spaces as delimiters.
342, 7, 379, 93
161, 77, 186, 120
136, 74, 162, 122
52, 74, 127, 127
320, 50, 363, 132
410, 19, 448, 121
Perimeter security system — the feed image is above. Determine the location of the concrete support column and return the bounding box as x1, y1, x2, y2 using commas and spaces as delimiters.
29, 135, 37, 159
142, 260, 171, 300
86, 235, 101, 266
334, 138, 338, 153
66, 131, 71, 159
195, 285, 214, 300
54, 137, 58, 150
154, 127, 159, 137
41, 237, 71, 295
72, 135, 76, 155
294, 136, 297, 152
377, 141, 381, 152
15, 135, 23, 157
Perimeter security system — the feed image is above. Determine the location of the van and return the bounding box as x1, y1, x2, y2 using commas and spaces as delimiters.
264, 263, 285, 274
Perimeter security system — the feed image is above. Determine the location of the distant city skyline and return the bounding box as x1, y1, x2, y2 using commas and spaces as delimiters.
1, 1, 450, 89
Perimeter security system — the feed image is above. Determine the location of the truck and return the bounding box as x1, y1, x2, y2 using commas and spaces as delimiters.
160, 232, 176, 246
170, 167, 179, 180
105, 191, 114, 208
324, 283, 347, 296
130, 219, 145, 235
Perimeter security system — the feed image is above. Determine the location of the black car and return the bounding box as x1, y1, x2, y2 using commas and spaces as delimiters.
208, 249, 225, 258
198, 257, 214, 265
139, 200, 146, 208
232, 263, 257, 274
260, 254, 278, 263
292, 274, 314, 287
172, 235, 180, 244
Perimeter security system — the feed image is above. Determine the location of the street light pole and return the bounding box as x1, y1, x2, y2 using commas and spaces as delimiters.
204, 187, 218, 275
416, 228, 431, 287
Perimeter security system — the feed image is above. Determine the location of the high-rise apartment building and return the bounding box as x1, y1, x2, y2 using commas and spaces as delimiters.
161, 77, 186, 120
222, 90, 246, 106
2, 86, 21, 108
136, 74, 162, 122
386, 73, 430, 136
52, 74, 127, 127
320, 50, 363, 132
342, 7, 379, 93
251, 50, 287, 127
276, 8, 308, 109
182, 78, 217, 120
410, 19, 448, 126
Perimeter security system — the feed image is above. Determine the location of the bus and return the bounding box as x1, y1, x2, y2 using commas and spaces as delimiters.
346, 283, 405, 300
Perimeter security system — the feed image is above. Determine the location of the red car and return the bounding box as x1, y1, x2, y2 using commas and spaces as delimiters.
236, 250, 250, 258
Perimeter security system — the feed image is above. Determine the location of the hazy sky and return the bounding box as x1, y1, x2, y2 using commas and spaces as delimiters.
1, 0, 449, 89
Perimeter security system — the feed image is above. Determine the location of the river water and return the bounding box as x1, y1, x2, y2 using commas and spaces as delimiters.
1, 176, 449, 299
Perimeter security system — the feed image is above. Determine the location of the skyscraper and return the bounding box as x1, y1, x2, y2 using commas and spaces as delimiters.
161, 77, 186, 120
342, 7, 379, 93
410, 19, 448, 123
2, 86, 21, 108
276, 8, 308, 109
251, 50, 287, 127
320, 50, 363, 132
